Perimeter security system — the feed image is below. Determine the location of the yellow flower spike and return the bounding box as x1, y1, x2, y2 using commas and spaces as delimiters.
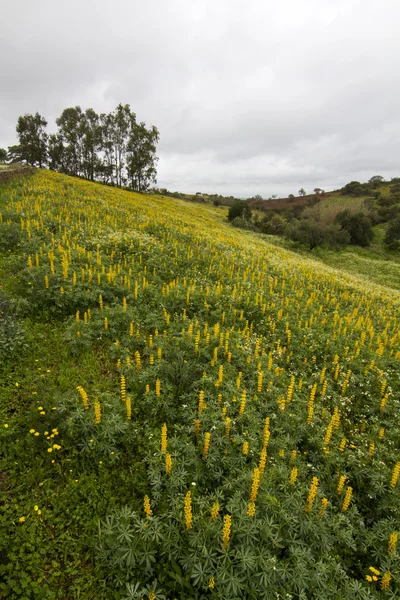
143, 495, 152, 518
202, 432, 211, 461
390, 462, 400, 488
318, 498, 328, 519
184, 490, 193, 530
381, 572, 391, 590
242, 440, 249, 456
165, 452, 172, 475
247, 501, 256, 517
94, 399, 101, 424
76, 386, 89, 410
388, 532, 398, 556
289, 467, 298, 485
222, 514, 232, 550
341, 486, 353, 512
125, 397, 131, 421
161, 423, 168, 454
304, 476, 319, 512
208, 575, 215, 589
250, 467, 261, 502
211, 502, 220, 520
225, 417, 231, 438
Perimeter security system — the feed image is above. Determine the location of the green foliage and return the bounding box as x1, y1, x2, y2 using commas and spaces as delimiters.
383, 217, 400, 250
285, 219, 350, 250
227, 201, 252, 222
341, 181, 371, 197
335, 211, 374, 247
8, 112, 48, 168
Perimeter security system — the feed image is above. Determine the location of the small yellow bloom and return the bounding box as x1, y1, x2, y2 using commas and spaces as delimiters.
3, 424, 9, 428
29, 429, 35, 433
37, 509, 41, 515
44, 431, 49, 435
40, 411, 46, 415
34, 432, 40, 437
34, 505, 39, 511
19, 516, 25, 523
38, 406, 43, 411
47, 447, 52, 453
369, 567, 380, 576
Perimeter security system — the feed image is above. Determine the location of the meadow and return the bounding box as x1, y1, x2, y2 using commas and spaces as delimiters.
0, 171, 399, 599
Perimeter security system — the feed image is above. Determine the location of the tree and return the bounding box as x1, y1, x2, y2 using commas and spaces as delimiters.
288, 194, 295, 199
55, 106, 85, 176
8, 112, 48, 167
298, 188, 306, 196
341, 181, 364, 196
314, 188, 322, 194
368, 175, 385, 188
228, 200, 252, 222
0, 148, 8, 162
285, 220, 349, 250
335, 211, 374, 246
126, 121, 159, 192
384, 217, 400, 250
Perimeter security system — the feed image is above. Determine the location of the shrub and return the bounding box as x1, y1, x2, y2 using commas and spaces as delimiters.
335, 211, 374, 246
227, 201, 252, 222
384, 217, 400, 250
341, 181, 368, 196
284, 219, 349, 250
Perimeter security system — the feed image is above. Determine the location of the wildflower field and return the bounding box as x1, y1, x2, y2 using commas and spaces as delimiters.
1, 171, 399, 599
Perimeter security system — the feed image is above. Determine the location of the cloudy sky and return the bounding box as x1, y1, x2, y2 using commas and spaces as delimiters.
1, 0, 399, 197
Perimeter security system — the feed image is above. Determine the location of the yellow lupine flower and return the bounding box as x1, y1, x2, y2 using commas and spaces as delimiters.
222, 514, 232, 550
184, 490, 193, 530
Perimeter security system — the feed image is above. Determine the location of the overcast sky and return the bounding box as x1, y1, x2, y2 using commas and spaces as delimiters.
1, 0, 399, 197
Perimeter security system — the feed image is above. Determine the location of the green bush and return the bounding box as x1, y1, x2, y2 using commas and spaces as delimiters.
335, 211, 374, 247
384, 217, 400, 250
284, 219, 350, 250
227, 201, 252, 222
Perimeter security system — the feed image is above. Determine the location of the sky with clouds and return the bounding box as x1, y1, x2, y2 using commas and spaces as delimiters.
1, 0, 399, 197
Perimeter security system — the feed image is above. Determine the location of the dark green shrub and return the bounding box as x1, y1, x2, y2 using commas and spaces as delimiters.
227, 201, 252, 222
335, 211, 374, 246
384, 217, 400, 250
285, 219, 349, 250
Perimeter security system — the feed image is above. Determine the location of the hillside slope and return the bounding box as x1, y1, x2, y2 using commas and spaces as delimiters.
1, 171, 399, 599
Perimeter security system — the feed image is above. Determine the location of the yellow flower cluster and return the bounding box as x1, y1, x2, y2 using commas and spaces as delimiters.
161, 423, 168, 454
341, 486, 353, 512
76, 386, 89, 410
289, 467, 298, 485
250, 467, 261, 502
211, 502, 220, 520
305, 476, 319, 512
165, 452, 172, 475
388, 532, 398, 556
184, 490, 193, 530
143, 495, 152, 518
222, 514, 232, 550
390, 462, 400, 488
94, 399, 101, 424
202, 432, 211, 460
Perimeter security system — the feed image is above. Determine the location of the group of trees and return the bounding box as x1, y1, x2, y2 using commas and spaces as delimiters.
227, 175, 400, 251
3, 105, 159, 192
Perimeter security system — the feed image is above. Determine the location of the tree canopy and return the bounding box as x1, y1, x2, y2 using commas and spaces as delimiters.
9, 105, 159, 192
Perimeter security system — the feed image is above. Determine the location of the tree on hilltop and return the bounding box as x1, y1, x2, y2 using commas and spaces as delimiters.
8, 113, 48, 167
298, 188, 306, 196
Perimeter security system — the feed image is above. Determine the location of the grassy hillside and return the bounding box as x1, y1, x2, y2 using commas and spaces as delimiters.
1, 171, 399, 599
